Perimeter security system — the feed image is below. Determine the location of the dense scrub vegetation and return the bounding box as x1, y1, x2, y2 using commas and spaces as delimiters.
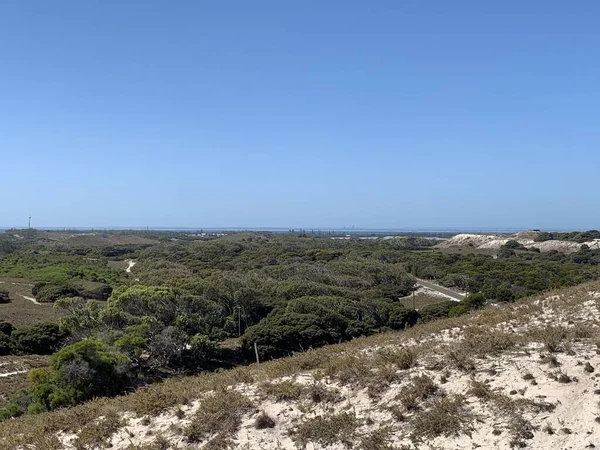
0, 229, 599, 420
534, 230, 600, 243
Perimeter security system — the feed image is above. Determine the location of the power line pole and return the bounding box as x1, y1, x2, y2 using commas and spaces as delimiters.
233, 306, 241, 337
28, 216, 31, 229
412, 263, 416, 310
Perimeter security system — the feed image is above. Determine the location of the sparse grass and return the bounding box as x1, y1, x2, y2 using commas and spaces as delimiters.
309, 383, 341, 404
410, 395, 474, 441
540, 354, 561, 367
531, 326, 571, 353
508, 415, 536, 446
467, 379, 494, 400
293, 412, 359, 449
184, 389, 253, 443
71, 409, 123, 450
375, 347, 417, 370
124, 436, 170, 450
367, 364, 400, 398
460, 328, 518, 357
396, 375, 438, 411
359, 426, 397, 450
323, 355, 372, 385
260, 380, 306, 401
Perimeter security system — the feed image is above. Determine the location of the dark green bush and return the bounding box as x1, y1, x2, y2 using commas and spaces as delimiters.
0, 334, 10, 355
26, 339, 131, 412
0, 321, 13, 336
449, 304, 469, 317
0, 288, 9, 304
418, 301, 456, 323
241, 296, 419, 360
10, 323, 68, 355
35, 284, 79, 303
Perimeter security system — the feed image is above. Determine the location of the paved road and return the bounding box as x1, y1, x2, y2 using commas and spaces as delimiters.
416, 278, 466, 302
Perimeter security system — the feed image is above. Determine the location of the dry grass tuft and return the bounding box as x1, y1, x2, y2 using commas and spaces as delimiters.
255, 410, 276, 429
72, 408, 123, 450
293, 412, 359, 449
530, 326, 573, 353
309, 383, 341, 404
260, 380, 306, 401
467, 379, 494, 401
375, 347, 417, 370
359, 426, 397, 450
184, 389, 253, 443
410, 395, 474, 441
396, 375, 438, 411
367, 364, 401, 398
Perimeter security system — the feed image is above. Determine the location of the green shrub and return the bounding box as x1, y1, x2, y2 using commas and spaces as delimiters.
0, 334, 10, 355
0, 321, 13, 336
10, 323, 68, 355
462, 293, 486, 309
241, 296, 419, 359
387, 304, 419, 330
449, 304, 469, 318
35, 284, 79, 303
27, 339, 132, 412
419, 301, 456, 323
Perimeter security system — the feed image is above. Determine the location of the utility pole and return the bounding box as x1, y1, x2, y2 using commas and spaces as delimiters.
28, 216, 31, 229
233, 306, 241, 337
412, 263, 416, 310
254, 342, 260, 365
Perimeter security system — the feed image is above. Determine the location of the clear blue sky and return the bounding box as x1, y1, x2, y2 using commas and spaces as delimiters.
1, 1, 598, 230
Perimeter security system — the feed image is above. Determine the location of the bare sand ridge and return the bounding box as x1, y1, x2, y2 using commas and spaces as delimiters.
436, 231, 600, 253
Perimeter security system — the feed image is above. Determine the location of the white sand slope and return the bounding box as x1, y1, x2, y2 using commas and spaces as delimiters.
437, 232, 600, 253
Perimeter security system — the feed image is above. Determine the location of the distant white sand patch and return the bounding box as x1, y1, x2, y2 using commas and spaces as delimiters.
126, 260, 137, 273
0, 281, 34, 287
20, 295, 41, 305
413, 286, 460, 301
0, 370, 27, 378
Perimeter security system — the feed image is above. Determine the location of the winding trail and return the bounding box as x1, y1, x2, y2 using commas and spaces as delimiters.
0, 370, 27, 378
20, 295, 41, 305
126, 260, 137, 273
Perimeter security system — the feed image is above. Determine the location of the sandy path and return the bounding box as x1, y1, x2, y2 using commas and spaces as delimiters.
0, 370, 27, 378
126, 260, 136, 273
20, 295, 41, 305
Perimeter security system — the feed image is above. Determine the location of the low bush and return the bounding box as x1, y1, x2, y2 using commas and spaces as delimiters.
0, 288, 10, 304
10, 323, 67, 355
0, 333, 10, 355
0, 321, 13, 336
419, 301, 456, 323
27, 339, 132, 412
